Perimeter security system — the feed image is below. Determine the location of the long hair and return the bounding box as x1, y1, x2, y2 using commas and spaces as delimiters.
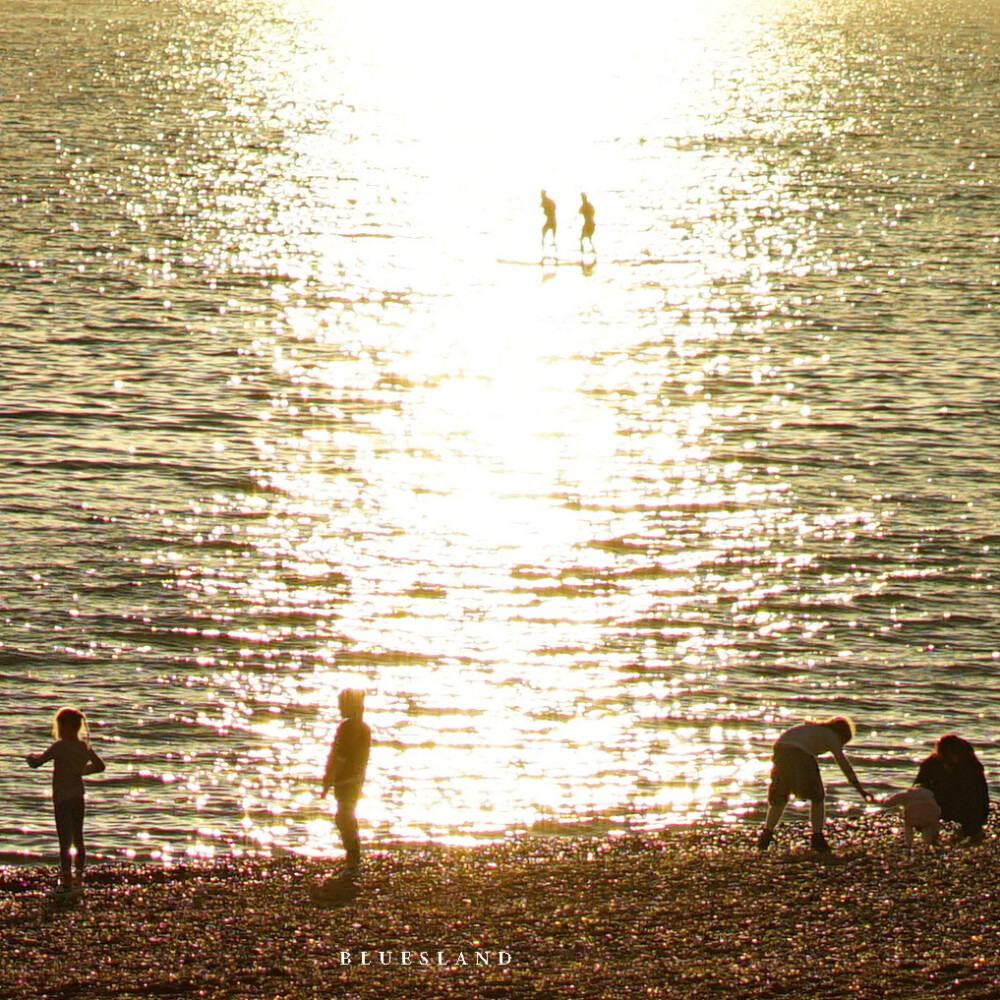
53, 707, 89, 745
936, 733, 975, 759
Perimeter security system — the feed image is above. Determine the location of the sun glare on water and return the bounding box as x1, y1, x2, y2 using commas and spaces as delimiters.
181, 0, 794, 854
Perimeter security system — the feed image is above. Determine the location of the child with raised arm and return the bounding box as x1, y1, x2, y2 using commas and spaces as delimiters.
26, 707, 106, 895
757, 716, 872, 854
320, 689, 371, 878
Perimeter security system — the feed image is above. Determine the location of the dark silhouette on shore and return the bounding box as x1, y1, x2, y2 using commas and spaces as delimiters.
26, 707, 106, 898
318, 688, 371, 899
915, 734, 989, 843
756, 716, 873, 855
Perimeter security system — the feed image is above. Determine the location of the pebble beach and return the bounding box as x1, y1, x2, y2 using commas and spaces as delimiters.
3, 814, 999, 1000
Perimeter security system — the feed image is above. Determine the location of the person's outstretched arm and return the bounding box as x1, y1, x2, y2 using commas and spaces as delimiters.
880, 790, 908, 809
26, 745, 56, 769
831, 744, 873, 801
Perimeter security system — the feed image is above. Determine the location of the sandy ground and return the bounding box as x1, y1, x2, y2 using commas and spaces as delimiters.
2, 813, 1000, 1000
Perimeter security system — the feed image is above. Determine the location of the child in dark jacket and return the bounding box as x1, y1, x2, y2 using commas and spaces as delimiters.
320, 689, 371, 875
915, 734, 989, 844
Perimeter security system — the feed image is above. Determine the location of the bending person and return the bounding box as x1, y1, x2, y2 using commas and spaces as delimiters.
757, 716, 872, 854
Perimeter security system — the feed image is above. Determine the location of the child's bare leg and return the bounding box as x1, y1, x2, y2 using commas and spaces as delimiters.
763, 800, 786, 831
335, 799, 361, 873
809, 797, 825, 834
73, 799, 86, 883
54, 803, 73, 888
72, 835, 86, 884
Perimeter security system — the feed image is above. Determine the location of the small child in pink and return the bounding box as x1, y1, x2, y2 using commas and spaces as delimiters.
882, 786, 941, 850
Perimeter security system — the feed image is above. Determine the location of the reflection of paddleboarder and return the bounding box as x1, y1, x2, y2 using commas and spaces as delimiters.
541, 189, 556, 248
578, 193, 595, 253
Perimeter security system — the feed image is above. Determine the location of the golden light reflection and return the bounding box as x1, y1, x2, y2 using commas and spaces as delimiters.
154, 0, 883, 856
222, 325, 794, 848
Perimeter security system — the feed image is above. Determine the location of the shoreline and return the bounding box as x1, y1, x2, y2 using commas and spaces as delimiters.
0, 812, 768, 869
3, 813, 999, 999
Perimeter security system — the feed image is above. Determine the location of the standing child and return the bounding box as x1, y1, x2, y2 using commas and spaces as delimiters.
757, 716, 873, 854
881, 786, 942, 851
320, 689, 371, 877
26, 707, 106, 895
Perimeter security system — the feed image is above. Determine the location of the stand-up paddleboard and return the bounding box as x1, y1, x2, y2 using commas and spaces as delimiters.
497, 255, 685, 268
498, 255, 596, 267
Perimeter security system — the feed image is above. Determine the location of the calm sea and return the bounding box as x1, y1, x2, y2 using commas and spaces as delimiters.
2, 0, 998, 863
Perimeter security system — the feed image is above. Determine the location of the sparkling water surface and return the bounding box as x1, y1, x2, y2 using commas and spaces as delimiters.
2, 0, 999, 862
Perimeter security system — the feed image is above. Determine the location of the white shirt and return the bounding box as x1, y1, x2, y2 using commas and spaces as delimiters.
776, 723, 860, 785
883, 786, 941, 828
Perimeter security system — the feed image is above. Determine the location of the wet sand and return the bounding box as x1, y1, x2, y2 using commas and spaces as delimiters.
2, 813, 998, 1000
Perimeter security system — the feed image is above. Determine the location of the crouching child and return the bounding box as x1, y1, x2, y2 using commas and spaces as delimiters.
882, 786, 941, 852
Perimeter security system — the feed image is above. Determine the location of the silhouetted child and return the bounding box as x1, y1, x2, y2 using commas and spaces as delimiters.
915, 734, 989, 844
578, 192, 595, 253
881, 786, 941, 851
321, 689, 371, 877
26, 707, 106, 895
757, 716, 872, 854
541, 189, 557, 248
